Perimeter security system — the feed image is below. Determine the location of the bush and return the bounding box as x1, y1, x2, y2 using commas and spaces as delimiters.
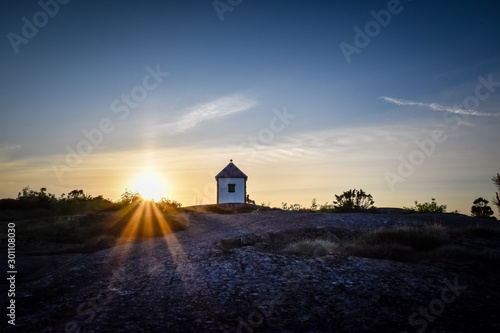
260, 202, 272, 210
404, 198, 447, 213
333, 189, 375, 212
319, 202, 335, 212
119, 188, 142, 206
471, 197, 495, 219
17, 186, 56, 202
310, 198, 318, 211
156, 197, 182, 212
5, 186, 120, 215
281, 202, 304, 211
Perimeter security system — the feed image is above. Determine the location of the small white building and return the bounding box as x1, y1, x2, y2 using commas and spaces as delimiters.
215, 160, 248, 204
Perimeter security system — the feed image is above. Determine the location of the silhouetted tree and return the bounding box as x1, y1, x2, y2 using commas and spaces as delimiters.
493, 173, 500, 214
17, 186, 56, 202
67, 189, 88, 200
310, 198, 318, 211
471, 197, 494, 219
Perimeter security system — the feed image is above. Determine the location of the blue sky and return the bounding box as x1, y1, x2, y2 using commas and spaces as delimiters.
1, 0, 499, 215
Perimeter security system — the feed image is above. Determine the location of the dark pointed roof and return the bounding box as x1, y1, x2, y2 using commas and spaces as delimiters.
215, 160, 248, 179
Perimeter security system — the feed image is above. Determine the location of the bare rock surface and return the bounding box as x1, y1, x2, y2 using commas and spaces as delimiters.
5, 211, 500, 332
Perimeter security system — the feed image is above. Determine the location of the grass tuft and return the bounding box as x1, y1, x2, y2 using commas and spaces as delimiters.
284, 239, 338, 257
357, 225, 447, 252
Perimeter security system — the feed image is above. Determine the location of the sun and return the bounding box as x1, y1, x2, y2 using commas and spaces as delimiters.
131, 173, 166, 201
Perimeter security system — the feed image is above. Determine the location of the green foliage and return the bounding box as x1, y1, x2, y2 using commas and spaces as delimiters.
5, 186, 186, 216
18, 186, 56, 203
471, 197, 495, 219
404, 198, 447, 213
281, 202, 304, 211
156, 197, 182, 211
333, 189, 375, 212
259, 202, 272, 211
319, 202, 335, 212
119, 188, 142, 206
13, 186, 116, 215
280, 191, 375, 213
57, 190, 116, 214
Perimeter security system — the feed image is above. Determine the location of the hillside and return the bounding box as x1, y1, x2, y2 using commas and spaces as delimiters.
2, 209, 500, 332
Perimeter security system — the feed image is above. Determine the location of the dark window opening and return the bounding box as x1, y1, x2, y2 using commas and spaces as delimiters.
228, 184, 235, 193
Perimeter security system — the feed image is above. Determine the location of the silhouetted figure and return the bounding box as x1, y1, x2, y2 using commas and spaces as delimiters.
246, 194, 255, 205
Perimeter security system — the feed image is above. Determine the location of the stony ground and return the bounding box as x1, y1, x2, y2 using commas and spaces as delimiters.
3, 211, 500, 332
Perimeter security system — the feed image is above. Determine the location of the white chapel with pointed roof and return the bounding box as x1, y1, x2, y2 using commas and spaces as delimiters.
215, 160, 248, 204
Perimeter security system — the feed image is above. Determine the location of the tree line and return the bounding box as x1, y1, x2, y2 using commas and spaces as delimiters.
0, 186, 181, 215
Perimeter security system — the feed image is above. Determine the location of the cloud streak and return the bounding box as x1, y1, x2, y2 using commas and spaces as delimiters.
161, 95, 256, 135
0, 144, 21, 151
380, 96, 500, 117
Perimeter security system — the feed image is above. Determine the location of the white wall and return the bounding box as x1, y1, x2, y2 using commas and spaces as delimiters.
217, 178, 246, 203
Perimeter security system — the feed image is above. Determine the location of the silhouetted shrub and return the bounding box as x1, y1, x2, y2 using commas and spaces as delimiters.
156, 197, 182, 212
333, 189, 375, 212
119, 188, 142, 206
310, 198, 318, 211
319, 202, 335, 212
403, 198, 447, 213
471, 197, 495, 219
281, 202, 304, 211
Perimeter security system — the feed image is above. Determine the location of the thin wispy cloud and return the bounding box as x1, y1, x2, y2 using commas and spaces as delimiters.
160, 95, 256, 135
380, 96, 500, 117
0, 144, 21, 151
237, 125, 420, 165
0, 144, 21, 161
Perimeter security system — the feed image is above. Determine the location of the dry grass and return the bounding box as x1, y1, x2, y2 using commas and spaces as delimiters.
282, 223, 500, 265
355, 224, 447, 252
10, 207, 187, 254
284, 239, 338, 257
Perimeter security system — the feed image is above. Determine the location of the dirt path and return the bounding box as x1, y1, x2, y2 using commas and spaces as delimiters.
6, 211, 500, 332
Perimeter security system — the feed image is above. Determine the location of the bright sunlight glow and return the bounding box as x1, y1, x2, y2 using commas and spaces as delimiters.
131, 173, 166, 201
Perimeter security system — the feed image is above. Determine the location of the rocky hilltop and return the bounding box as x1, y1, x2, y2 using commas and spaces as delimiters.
4, 209, 500, 332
